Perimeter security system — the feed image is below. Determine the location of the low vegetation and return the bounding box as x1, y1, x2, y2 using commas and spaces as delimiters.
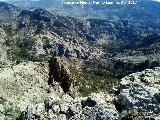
69, 65, 119, 96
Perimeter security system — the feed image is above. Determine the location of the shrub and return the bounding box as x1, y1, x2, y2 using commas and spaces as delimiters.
120, 109, 144, 120
69, 66, 119, 96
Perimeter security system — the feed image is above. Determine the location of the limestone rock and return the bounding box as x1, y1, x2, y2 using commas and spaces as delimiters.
115, 67, 160, 119
16, 93, 118, 120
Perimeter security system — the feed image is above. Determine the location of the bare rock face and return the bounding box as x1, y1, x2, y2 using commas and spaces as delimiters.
115, 67, 160, 119
48, 57, 73, 93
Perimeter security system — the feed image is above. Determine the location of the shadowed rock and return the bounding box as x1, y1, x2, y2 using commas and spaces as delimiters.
81, 97, 97, 108
44, 97, 53, 113
48, 57, 73, 93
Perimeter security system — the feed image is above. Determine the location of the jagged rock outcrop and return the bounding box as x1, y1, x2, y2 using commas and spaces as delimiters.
48, 57, 74, 93
115, 67, 160, 119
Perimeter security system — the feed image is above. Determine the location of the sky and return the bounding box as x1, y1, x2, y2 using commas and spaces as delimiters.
0, 0, 40, 1
0, 0, 160, 2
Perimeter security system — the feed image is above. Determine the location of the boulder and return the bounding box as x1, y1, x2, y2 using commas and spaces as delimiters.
81, 97, 97, 108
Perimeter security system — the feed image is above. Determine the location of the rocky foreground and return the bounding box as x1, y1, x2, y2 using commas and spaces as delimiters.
0, 58, 160, 120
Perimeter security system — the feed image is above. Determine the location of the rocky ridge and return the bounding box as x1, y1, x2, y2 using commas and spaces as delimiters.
0, 57, 160, 120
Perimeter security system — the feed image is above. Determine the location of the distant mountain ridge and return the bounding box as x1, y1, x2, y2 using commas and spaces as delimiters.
0, 1, 160, 62
4, 0, 160, 32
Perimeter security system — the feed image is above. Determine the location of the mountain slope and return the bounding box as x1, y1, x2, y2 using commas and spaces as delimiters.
0, 2, 21, 22
0, 2, 159, 64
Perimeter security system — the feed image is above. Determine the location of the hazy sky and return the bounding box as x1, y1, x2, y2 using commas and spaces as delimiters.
0, 0, 158, 1
0, 0, 40, 1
